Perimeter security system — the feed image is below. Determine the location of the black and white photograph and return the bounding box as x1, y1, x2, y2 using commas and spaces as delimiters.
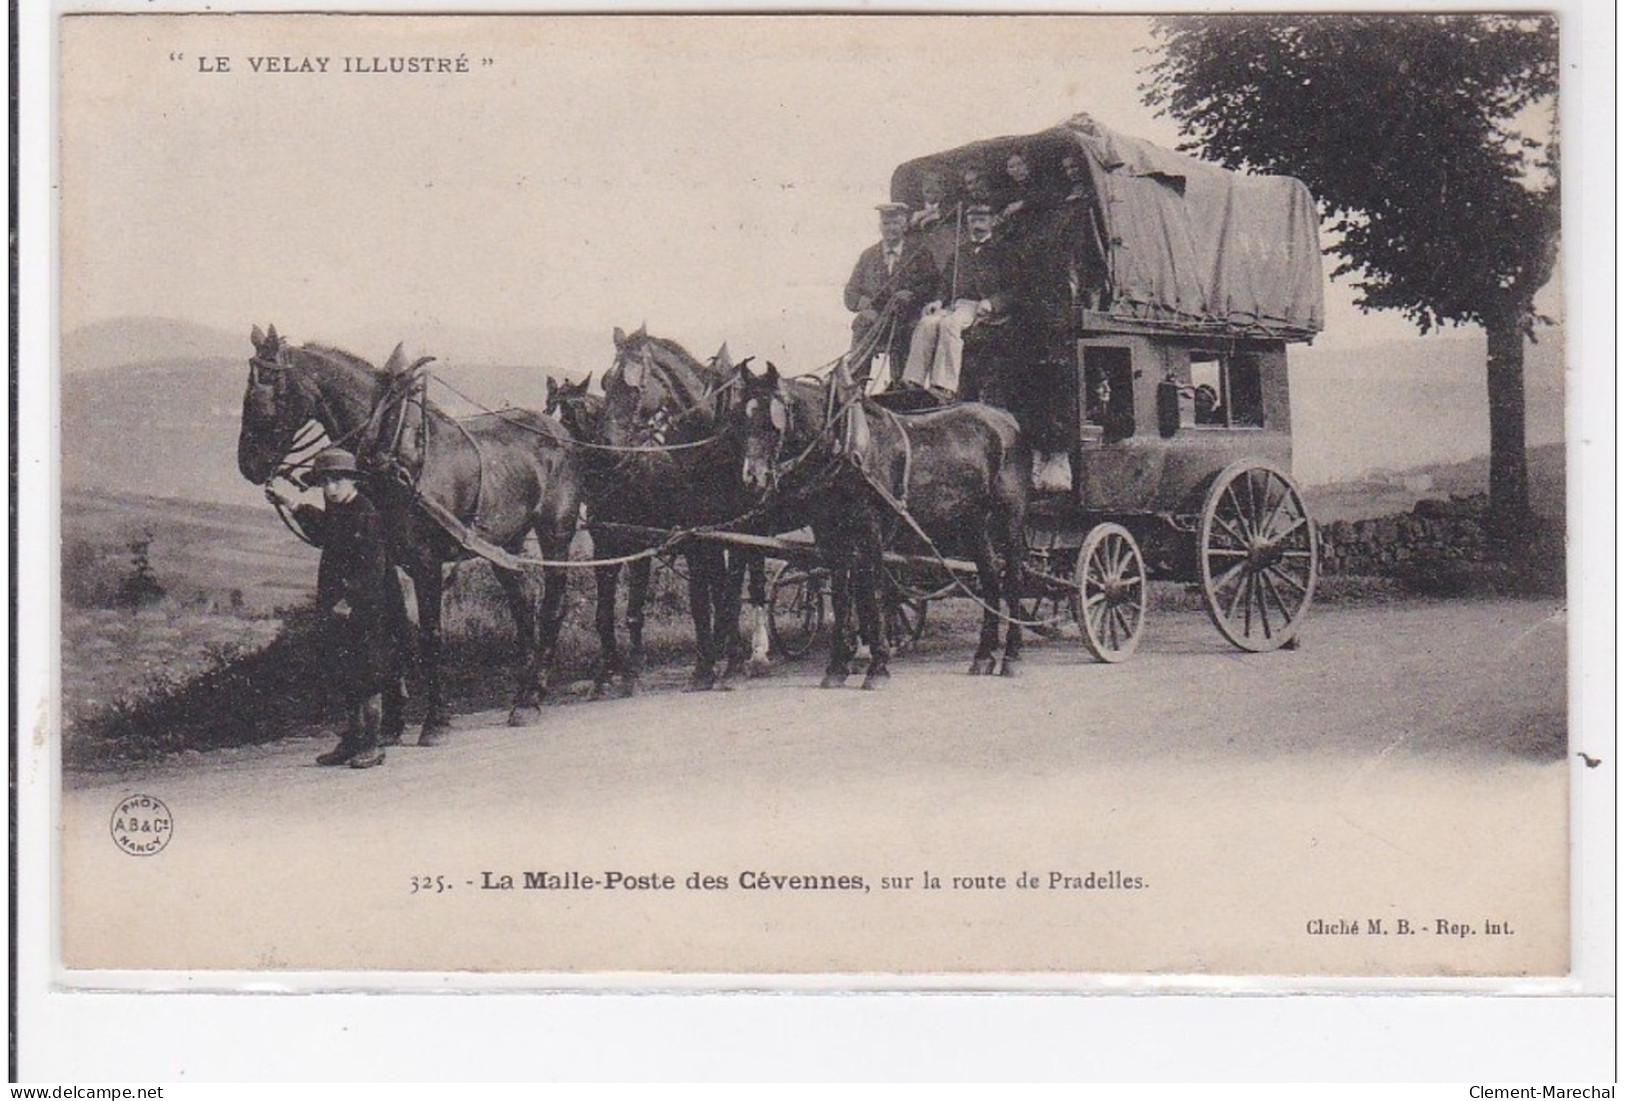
16, 4, 1614, 1081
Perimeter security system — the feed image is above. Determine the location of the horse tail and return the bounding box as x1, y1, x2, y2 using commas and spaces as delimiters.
985, 407, 1031, 546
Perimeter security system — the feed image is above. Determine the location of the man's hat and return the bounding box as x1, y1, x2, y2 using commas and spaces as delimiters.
307, 448, 362, 483
965, 203, 995, 217
875, 201, 910, 215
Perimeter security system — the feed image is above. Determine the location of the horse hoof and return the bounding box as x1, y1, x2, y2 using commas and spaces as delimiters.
999, 658, 1022, 677
712, 679, 736, 693
820, 673, 848, 689
618, 678, 639, 698
968, 658, 995, 676
379, 729, 405, 748
684, 675, 716, 693
861, 669, 890, 690
508, 705, 542, 727
748, 658, 773, 679
589, 681, 613, 701
417, 726, 450, 748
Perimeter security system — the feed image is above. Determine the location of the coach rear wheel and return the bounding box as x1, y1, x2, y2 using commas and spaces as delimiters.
1072, 523, 1148, 663
1198, 461, 1318, 653
767, 561, 827, 660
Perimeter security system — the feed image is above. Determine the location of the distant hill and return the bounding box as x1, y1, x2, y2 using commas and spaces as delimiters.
62, 317, 245, 373
1290, 328, 1564, 486
1305, 442, 1566, 524
60, 315, 1567, 508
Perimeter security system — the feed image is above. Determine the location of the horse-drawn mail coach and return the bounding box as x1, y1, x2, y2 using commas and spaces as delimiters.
769, 114, 1327, 663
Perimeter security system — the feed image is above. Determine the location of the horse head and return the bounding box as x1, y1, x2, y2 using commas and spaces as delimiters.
238, 326, 393, 485
603, 324, 672, 449
544, 373, 600, 443
735, 360, 789, 492
238, 324, 318, 484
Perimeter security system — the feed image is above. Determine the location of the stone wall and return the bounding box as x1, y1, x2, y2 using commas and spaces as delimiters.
1319, 494, 1490, 577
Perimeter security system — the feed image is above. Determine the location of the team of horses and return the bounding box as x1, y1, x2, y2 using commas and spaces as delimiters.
237, 323, 1029, 743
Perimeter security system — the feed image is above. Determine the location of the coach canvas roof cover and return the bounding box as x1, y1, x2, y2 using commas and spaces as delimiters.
890, 113, 1326, 341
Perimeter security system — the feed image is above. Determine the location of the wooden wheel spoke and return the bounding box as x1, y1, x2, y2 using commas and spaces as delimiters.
1260, 568, 1295, 624
1254, 573, 1275, 638
1219, 487, 1254, 542
1260, 476, 1290, 537
1264, 563, 1308, 597
1110, 606, 1133, 647
1245, 471, 1270, 532
1266, 514, 1310, 544
1212, 556, 1250, 595
1212, 513, 1251, 549
1225, 567, 1252, 622
1117, 601, 1141, 636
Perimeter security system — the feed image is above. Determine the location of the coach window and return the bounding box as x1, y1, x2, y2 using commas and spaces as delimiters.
1083, 346, 1134, 441
1190, 351, 1265, 429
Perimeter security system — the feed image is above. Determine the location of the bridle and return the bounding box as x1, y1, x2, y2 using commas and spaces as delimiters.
604, 341, 740, 456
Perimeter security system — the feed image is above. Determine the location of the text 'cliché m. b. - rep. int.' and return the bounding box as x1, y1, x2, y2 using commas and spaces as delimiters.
191, 55, 490, 75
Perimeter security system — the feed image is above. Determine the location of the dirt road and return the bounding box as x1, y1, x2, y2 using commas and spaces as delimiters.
62, 597, 1574, 977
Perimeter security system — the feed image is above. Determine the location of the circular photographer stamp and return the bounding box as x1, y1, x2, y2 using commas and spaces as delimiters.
110, 794, 173, 856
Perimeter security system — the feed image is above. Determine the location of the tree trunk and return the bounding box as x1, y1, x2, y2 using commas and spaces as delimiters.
1483, 313, 1530, 542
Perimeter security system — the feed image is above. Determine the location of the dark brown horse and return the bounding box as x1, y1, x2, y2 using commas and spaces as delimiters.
238, 325, 583, 741
544, 373, 656, 697
732, 361, 1030, 686
597, 327, 770, 690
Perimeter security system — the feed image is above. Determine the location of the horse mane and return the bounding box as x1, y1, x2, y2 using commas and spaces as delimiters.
300, 342, 383, 376
612, 331, 729, 404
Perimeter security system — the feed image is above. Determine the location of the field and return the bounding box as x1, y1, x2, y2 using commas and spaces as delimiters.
59, 487, 702, 766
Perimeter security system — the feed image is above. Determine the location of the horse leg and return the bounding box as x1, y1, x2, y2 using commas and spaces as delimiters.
414, 561, 454, 746
590, 562, 622, 700
719, 548, 750, 683
821, 538, 854, 689
623, 556, 651, 697
380, 678, 406, 747
999, 518, 1026, 677
968, 529, 1001, 676
684, 544, 720, 692
854, 522, 892, 690
746, 550, 771, 678
493, 564, 543, 726
535, 560, 570, 705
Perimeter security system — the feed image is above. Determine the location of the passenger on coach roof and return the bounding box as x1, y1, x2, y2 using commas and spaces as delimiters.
844, 200, 938, 384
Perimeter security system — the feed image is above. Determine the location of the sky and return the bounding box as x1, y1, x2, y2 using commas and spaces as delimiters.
59, 12, 1474, 366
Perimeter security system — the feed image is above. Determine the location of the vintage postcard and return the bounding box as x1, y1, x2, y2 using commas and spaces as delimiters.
40, 9, 1604, 1000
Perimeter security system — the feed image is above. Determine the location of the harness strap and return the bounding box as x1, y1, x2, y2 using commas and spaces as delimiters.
410, 493, 669, 570
874, 404, 913, 509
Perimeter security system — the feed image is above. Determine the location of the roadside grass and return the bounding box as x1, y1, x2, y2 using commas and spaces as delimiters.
62, 558, 704, 770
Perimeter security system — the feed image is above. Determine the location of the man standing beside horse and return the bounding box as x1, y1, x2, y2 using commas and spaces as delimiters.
267, 447, 409, 769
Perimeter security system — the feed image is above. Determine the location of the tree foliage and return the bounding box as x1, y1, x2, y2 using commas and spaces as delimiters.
1143, 14, 1560, 335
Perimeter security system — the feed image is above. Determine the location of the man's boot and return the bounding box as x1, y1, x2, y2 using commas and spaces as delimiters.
316, 708, 361, 766
348, 694, 387, 770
